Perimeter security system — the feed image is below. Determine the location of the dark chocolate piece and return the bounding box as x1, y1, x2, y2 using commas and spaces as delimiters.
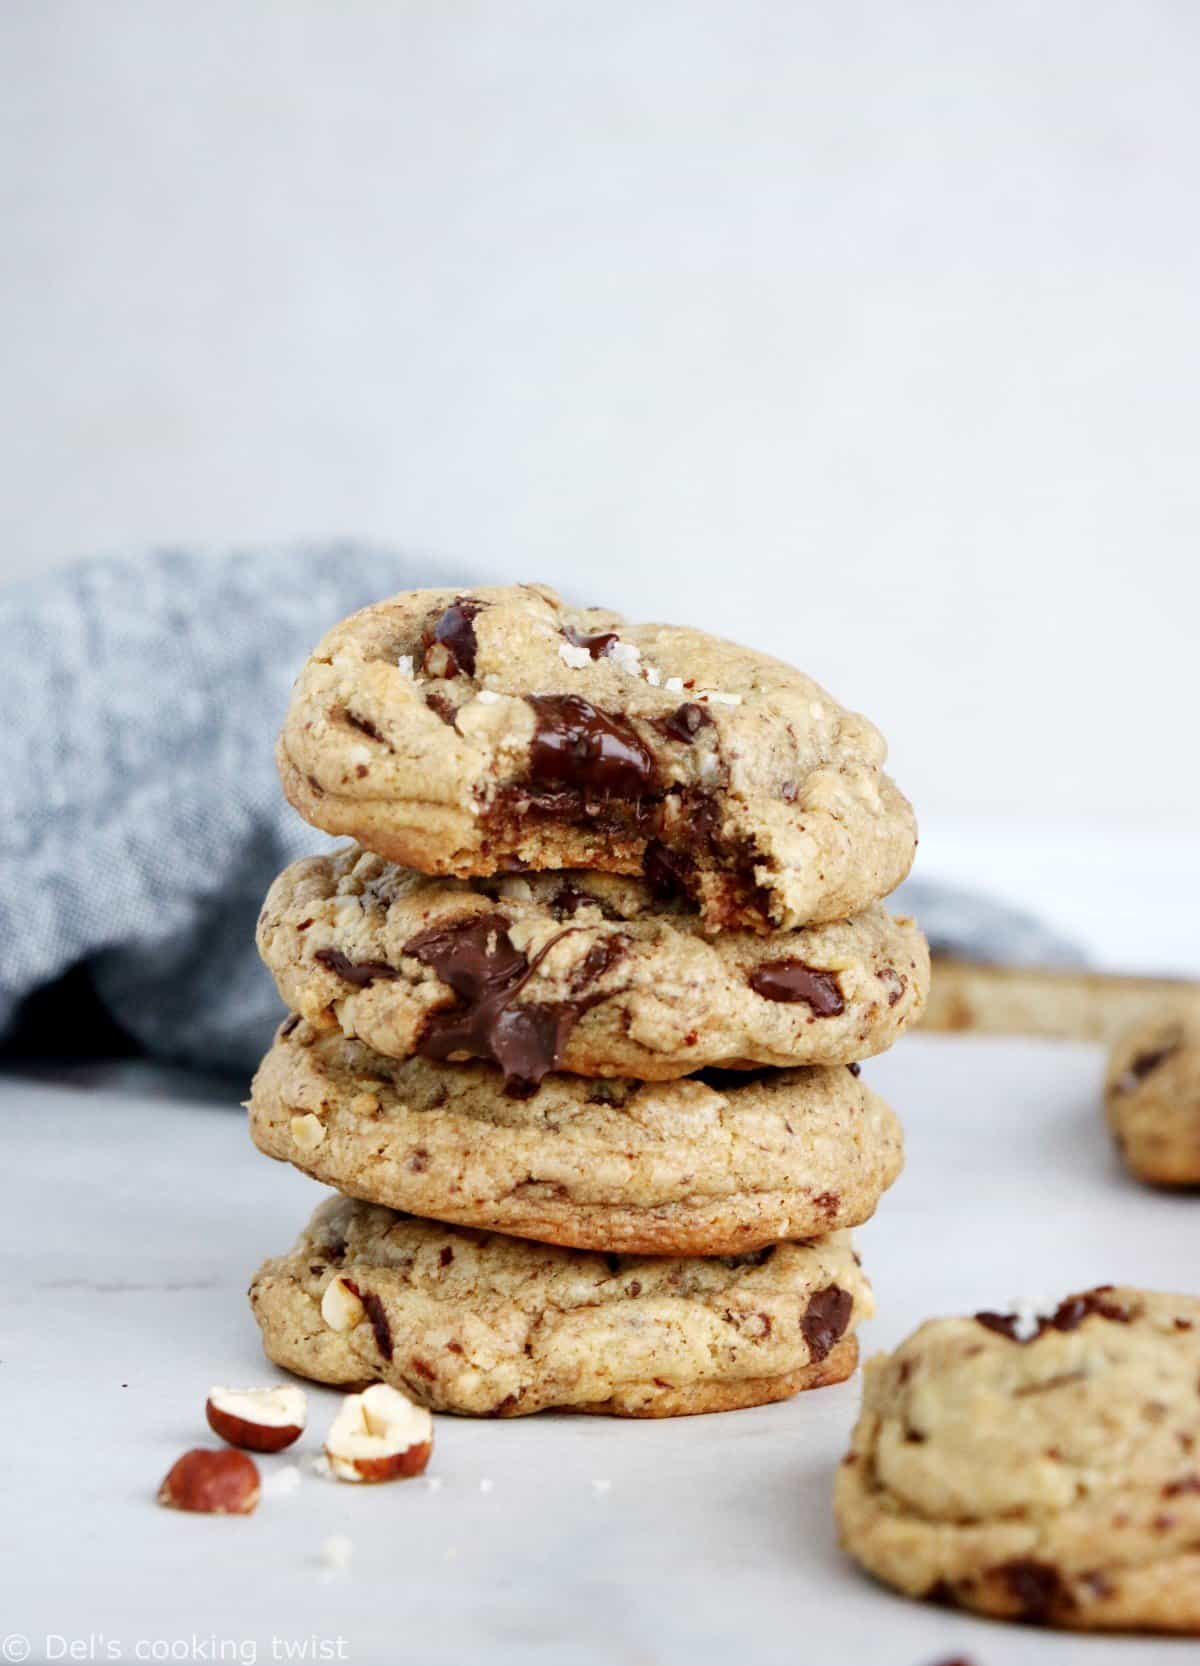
427, 597, 482, 677
642, 839, 694, 900
525, 694, 655, 797
994, 1558, 1072, 1624
749, 959, 844, 1016
976, 1287, 1133, 1343
345, 711, 386, 743
313, 947, 402, 988
562, 626, 619, 660
1116, 1037, 1181, 1094
801, 1285, 853, 1363
359, 1290, 394, 1361
662, 702, 712, 743
403, 913, 607, 1094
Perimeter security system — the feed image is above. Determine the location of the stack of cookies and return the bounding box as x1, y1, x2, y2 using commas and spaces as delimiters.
246, 585, 928, 1417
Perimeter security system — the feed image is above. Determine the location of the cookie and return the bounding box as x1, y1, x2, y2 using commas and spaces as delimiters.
249, 1194, 872, 1417
835, 1287, 1200, 1632
922, 960, 1200, 1045
1106, 1012, 1200, 1185
257, 848, 929, 1087
248, 1022, 903, 1255
276, 584, 916, 932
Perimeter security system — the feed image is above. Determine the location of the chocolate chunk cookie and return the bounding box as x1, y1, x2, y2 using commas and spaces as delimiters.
276, 585, 916, 932
257, 848, 929, 1085
1105, 1012, 1200, 1186
250, 1194, 872, 1417
835, 1288, 1200, 1632
248, 1021, 903, 1255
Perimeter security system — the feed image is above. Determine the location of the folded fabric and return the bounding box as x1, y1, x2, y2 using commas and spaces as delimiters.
0, 548, 454, 1074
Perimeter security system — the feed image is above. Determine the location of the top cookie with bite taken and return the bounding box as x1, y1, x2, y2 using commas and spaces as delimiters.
277, 584, 916, 933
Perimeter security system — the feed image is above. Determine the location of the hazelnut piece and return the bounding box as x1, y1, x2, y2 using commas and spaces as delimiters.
158, 1447, 260, 1514
324, 1384, 433, 1483
205, 1384, 307, 1453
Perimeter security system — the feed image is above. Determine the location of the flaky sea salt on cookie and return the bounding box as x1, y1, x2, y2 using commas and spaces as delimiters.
249, 1194, 873, 1417
257, 847, 929, 1085
276, 584, 916, 932
835, 1287, 1200, 1633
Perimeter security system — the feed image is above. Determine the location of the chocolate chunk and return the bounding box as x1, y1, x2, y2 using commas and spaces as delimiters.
439, 1246, 454, 1268
569, 934, 629, 993
662, 702, 712, 743
345, 711, 385, 744
525, 694, 656, 797
1050, 1289, 1132, 1331
425, 689, 458, 726
427, 597, 482, 677
1116, 1037, 1181, 1093
878, 967, 907, 1007
642, 839, 694, 901
801, 1285, 853, 1363
562, 626, 618, 660
404, 914, 606, 1094
977, 1288, 1133, 1343
410, 1357, 436, 1382
549, 882, 622, 921
812, 1190, 840, 1217
1163, 1474, 1200, 1497
313, 947, 402, 989
280, 1014, 301, 1038
846, 1062, 861, 1077
924, 1580, 959, 1607
975, 1310, 1031, 1342
749, 959, 844, 1016
995, 1558, 1072, 1623
360, 1290, 394, 1361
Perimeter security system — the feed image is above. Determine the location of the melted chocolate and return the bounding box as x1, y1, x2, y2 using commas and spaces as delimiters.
403, 914, 610, 1094
801, 1285, 853, 1363
749, 959, 844, 1016
428, 597, 482, 677
562, 626, 619, 660
976, 1287, 1133, 1344
314, 948, 402, 988
525, 694, 656, 797
662, 702, 712, 743
642, 839, 694, 901
570, 934, 628, 993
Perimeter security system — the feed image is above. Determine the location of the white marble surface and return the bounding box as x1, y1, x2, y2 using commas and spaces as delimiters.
5, 1031, 1196, 1665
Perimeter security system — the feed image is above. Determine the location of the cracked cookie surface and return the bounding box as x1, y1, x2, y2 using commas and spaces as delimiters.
276, 584, 916, 932
248, 1021, 902, 1255
834, 1287, 1200, 1632
257, 847, 929, 1086
1105, 1012, 1200, 1186
250, 1194, 871, 1417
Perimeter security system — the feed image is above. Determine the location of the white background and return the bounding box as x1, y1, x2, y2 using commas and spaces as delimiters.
3, 0, 1198, 960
